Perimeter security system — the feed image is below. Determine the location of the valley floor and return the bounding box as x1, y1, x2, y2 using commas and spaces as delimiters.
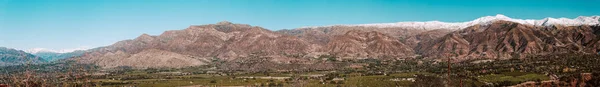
2, 53, 600, 87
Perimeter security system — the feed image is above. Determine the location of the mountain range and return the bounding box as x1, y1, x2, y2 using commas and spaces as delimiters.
32, 50, 86, 62
25, 47, 90, 54
0, 46, 86, 66
57, 14, 600, 68
0, 47, 46, 66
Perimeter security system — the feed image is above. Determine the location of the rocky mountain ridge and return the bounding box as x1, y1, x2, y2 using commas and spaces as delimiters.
72, 15, 600, 68
0, 47, 46, 66
302, 14, 599, 30
33, 50, 86, 62
417, 20, 600, 61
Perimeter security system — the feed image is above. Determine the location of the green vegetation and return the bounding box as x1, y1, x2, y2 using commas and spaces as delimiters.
477, 72, 549, 85
1, 53, 600, 86
90, 71, 418, 87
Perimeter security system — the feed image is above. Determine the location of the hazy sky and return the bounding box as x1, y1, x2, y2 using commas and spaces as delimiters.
1, 0, 599, 51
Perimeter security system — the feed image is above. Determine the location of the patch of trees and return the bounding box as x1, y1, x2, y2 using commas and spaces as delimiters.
453, 53, 600, 76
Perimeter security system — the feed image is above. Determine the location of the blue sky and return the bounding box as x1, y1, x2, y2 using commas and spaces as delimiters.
1, 0, 599, 51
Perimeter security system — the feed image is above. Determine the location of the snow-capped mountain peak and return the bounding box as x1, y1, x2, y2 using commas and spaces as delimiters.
26, 48, 54, 54
301, 14, 600, 30
469, 14, 524, 25
468, 14, 600, 27
25, 47, 90, 54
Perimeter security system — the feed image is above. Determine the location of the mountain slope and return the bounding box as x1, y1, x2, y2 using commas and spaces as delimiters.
72, 15, 600, 68
0, 47, 46, 66
75, 21, 315, 68
416, 20, 600, 61
324, 30, 414, 59
33, 50, 85, 62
